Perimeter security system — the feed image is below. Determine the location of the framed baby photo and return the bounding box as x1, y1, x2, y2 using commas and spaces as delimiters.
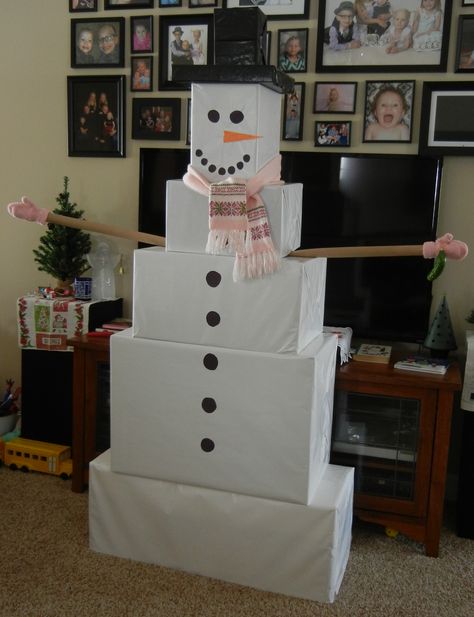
313, 81, 357, 114
131, 16, 153, 54
131, 56, 153, 91
277, 29, 308, 73
69, 0, 97, 12
315, 121, 352, 147
105, 0, 154, 9
159, 14, 214, 90
223, 0, 309, 20
282, 83, 305, 141
419, 81, 474, 156
158, 0, 182, 7
363, 80, 415, 143
455, 16, 474, 72
67, 75, 126, 157
316, 0, 452, 73
132, 97, 181, 140
71, 17, 125, 68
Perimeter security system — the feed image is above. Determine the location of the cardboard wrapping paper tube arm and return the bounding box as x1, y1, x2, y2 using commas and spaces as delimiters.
6, 197, 468, 271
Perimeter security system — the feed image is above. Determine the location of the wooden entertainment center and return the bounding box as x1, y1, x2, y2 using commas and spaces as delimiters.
331, 352, 461, 557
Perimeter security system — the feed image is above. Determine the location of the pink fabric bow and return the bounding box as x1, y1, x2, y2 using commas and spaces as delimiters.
422, 233, 468, 261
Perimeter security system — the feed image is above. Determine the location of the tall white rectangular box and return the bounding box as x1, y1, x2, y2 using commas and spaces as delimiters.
110, 330, 338, 504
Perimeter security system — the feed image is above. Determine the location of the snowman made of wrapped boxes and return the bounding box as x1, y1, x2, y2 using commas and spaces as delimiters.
89, 54, 354, 605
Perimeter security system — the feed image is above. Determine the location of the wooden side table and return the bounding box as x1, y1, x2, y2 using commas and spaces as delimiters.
69, 334, 111, 493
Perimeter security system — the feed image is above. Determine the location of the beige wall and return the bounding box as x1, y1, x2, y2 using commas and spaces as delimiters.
1, 0, 473, 387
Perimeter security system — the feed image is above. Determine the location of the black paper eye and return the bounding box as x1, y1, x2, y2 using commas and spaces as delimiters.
230, 110, 244, 124
208, 109, 220, 123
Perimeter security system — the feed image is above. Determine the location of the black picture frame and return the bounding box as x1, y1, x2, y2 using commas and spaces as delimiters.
316, 0, 452, 73
462, 0, 474, 5
419, 81, 474, 156
313, 81, 357, 114
363, 80, 415, 144
277, 28, 308, 73
131, 56, 153, 91
282, 82, 305, 141
455, 15, 474, 72
130, 15, 154, 54
67, 75, 126, 157
159, 14, 214, 90
158, 0, 182, 7
132, 97, 181, 140
315, 121, 351, 147
189, 0, 217, 7
69, 0, 97, 13
71, 17, 125, 68
105, 0, 154, 9
223, 0, 309, 20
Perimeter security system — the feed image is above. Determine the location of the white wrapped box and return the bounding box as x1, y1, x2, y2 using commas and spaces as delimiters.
133, 248, 326, 354
166, 180, 302, 257
190, 83, 282, 183
90, 450, 354, 603
111, 330, 337, 504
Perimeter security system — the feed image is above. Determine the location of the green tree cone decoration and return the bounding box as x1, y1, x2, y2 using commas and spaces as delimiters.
424, 296, 457, 357
33, 177, 91, 285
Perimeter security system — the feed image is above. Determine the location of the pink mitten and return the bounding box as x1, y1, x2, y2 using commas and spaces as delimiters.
7, 196, 50, 225
422, 233, 468, 261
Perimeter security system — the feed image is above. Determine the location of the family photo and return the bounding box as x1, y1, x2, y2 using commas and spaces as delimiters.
317, 0, 451, 71
71, 18, 124, 67
132, 98, 181, 140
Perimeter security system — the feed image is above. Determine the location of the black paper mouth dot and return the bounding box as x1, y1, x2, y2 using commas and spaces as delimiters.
206, 311, 221, 327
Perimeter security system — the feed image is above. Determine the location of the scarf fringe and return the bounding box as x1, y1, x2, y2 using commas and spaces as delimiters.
206, 230, 245, 254
233, 249, 280, 282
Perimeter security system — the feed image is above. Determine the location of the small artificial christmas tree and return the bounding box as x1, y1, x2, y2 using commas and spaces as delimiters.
424, 295, 457, 358
33, 177, 91, 287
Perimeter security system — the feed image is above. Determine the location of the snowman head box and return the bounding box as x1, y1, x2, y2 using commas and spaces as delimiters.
190, 82, 283, 182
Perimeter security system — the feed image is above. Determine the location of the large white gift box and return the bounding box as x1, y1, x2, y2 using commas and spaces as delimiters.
90, 450, 354, 603
190, 83, 282, 182
165, 180, 302, 257
133, 249, 326, 354
110, 329, 337, 504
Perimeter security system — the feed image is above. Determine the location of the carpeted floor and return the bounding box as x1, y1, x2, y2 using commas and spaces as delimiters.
1, 466, 473, 617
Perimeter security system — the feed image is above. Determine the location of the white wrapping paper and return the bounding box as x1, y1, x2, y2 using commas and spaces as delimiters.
110, 330, 338, 504
133, 249, 326, 354
90, 450, 354, 603
166, 180, 302, 257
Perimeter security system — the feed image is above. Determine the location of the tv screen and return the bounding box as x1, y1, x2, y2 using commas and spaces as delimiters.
138, 148, 442, 344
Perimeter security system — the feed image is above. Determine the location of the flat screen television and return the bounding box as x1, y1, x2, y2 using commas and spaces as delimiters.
139, 148, 442, 344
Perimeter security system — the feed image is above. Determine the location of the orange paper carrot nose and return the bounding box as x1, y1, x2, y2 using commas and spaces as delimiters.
223, 130, 261, 143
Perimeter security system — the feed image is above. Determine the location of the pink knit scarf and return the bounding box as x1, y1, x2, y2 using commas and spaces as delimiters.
183, 155, 283, 281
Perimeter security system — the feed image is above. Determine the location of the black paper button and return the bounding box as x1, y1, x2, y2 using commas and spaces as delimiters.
203, 353, 218, 370
206, 271, 222, 287
206, 311, 221, 327
201, 438, 215, 452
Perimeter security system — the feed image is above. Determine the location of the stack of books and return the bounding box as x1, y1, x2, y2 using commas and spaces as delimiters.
352, 344, 392, 364
394, 356, 449, 375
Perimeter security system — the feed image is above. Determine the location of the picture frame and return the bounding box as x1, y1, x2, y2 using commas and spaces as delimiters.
363, 80, 415, 143
132, 98, 181, 140
131, 56, 153, 91
282, 82, 305, 141
462, 0, 474, 5
455, 15, 474, 72
189, 0, 217, 7
222, 0, 309, 20
313, 81, 357, 114
419, 81, 474, 156
316, 0, 452, 73
69, 0, 97, 13
158, 0, 182, 7
105, 0, 154, 9
277, 28, 308, 73
315, 121, 351, 147
130, 16, 153, 54
67, 75, 125, 158
159, 14, 214, 90
71, 17, 125, 68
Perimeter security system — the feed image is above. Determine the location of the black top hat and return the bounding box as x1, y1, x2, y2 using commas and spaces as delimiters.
172, 26, 184, 34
